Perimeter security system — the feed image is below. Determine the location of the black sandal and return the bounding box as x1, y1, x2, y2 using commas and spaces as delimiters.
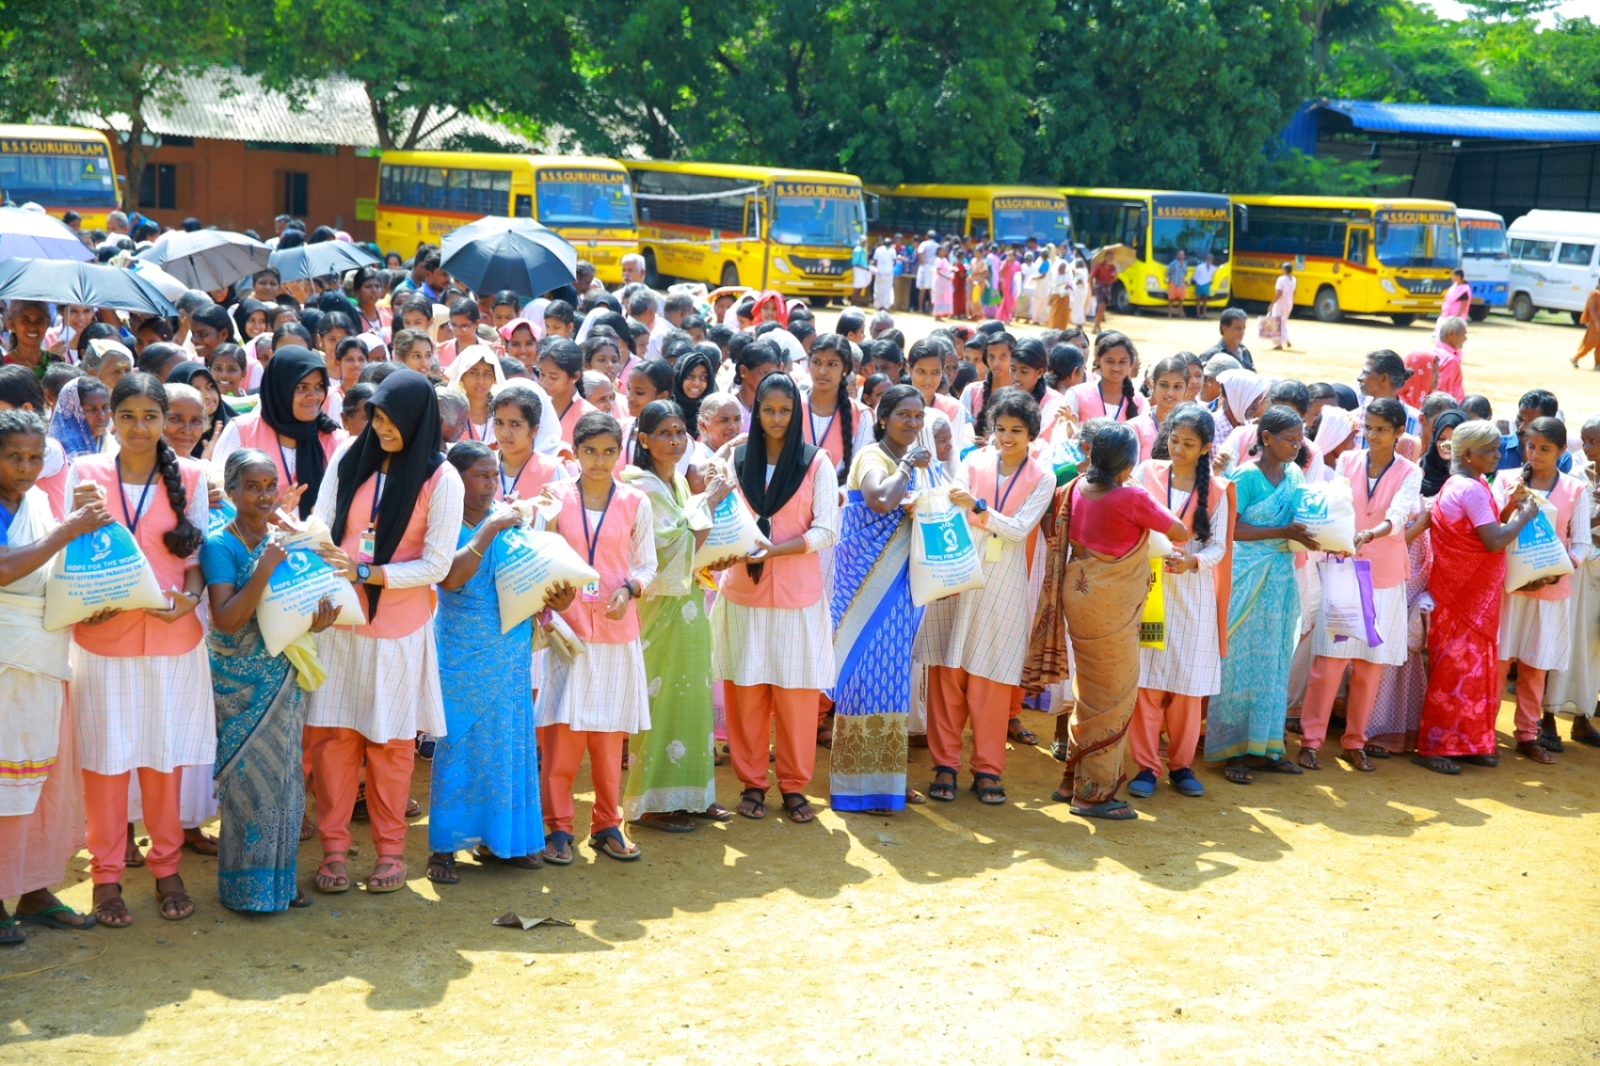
1224, 763, 1253, 785
969, 772, 1006, 805
736, 787, 766, 820
1006, 718, 1038, 746
1260, 757, 1303, 775
1537, 731, 1565, 753
781, 792, 816, 823
1411, 754, 1462, 775
426, 854, 459, 884
928, 766, 957, 802
1362, 744, 1392, 759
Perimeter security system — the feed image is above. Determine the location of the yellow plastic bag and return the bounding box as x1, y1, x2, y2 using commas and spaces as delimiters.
1139, 559, 1166, 649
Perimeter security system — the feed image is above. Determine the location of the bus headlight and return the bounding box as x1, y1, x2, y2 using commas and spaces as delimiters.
773, 257, 791, 274
1145, 275, 1161, 293
1380, 278, 1397, 294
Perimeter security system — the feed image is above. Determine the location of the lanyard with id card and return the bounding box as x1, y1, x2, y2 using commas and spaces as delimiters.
359, 472, 384, 564
985, 458, 1022, 562
580, 483, 616, 602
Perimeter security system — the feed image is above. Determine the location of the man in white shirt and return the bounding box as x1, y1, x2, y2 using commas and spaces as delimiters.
870, 238, 896, 310
628, 288, 668, 359
1192, 253, 1217, 320
914, 230, 938, 313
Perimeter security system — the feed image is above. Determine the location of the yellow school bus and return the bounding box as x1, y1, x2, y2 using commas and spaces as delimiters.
626, 160, 865, 299
1061, 188, 1232, 313
1229, 195, 1460, 325
0, 124, 119, 231
376, 151, 637, 283
866, 184, 1072, 246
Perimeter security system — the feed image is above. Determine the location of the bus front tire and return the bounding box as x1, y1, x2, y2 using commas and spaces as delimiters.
1511, 292, 1536, 322
720, 263, 740, 288
1390, 313, 1416, 327
1312, 286, 1342, 323
1468, 304, 1490, 322
1110, 282, 1132, 316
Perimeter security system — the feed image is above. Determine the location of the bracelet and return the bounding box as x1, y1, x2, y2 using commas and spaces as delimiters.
468, 543, 485, 559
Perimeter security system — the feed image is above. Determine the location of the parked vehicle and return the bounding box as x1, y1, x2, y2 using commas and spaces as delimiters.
1506, 209, 1600, 323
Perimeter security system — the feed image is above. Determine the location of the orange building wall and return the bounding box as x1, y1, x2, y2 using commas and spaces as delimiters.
123, 138, 378, 244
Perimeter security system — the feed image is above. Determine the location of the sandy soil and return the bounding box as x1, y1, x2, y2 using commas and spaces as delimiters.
5, 308, 1600, 1065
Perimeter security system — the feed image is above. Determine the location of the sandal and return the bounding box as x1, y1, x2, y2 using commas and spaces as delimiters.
366, 855, 408, 893
315, 852, 352, 893
692, 803, 734, 822
1006, 718, 1039, 746
1224, 763, 1254, 785
1340, 748, 1376, 772
904, 788, 925, 805
405, 798, 422, 819
736, 787, 766, 820
1285, 717, 1303, 735
474, 846, 545, 870
1070, 799, 1136, 821
1049, 741, 1068, 761
154, 875, 196, 921
183, 830, 220, 856
1459, 754, 1500, 767
969, 772, 1006, 806
781, 792, 817, 824
288, 891, 313, 909
426, 853, 460, 885
1536, 731, 1564, 753
16, 903, 96, 931
634, 812, 696, 834
928, 766, 957, 802
92, 884, 133, 928
1260, 757, 1304, 775
1362, 744, 1392, 759
590, 826, 641, 862
1298, 747, 1321, 771
1517, 740, 1555, 765
1411, 754, 1462, 775
543, 831, 575, 866
0, 915, 23, 946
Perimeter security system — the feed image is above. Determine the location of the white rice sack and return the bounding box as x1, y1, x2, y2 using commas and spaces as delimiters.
691, 490, 765, 572
909, 487, 986, 607
495, 526, 600, 634
257, 548, 366, 656
1289, 478, 1357, 555
1147, 530, 1175, 560
1504, 495, 1574, 593
44, 525, 170, 631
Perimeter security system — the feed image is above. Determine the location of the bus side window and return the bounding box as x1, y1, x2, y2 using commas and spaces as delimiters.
1347, 229, 1369, 266
746, 200, 762, 239
515, 194, 533, 218
970, 217, 989, 240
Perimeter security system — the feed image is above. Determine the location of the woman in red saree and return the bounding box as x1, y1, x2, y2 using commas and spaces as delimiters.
1415, 420, 1541, 774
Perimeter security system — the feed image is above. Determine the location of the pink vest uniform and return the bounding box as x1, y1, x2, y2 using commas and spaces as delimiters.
719, 451, 827, 611
800, 394, 853, 472
499, 452, 561, 502
72, 454, 205, 658
551, 479, 644, 644
37, 441, 68, 520
1141, 461, 1236, 656
1133, 410, 1163, 462
335, 464, 447, 640
1068, 381, 1148, 423
1339, 449, 1419, 591
557, 397, 599, 447
931, 392, 962, 427
1510, 471, 1583, 602
966, 447, 1046, 565
232, 411, 344, 498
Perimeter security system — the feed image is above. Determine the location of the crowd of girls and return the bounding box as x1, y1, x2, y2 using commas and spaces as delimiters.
4, 276, 1600, 941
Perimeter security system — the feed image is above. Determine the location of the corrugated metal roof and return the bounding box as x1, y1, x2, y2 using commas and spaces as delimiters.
1314, 99, 1600, 142
83, 68, 533, 151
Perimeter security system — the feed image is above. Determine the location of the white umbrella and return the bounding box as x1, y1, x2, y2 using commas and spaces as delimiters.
0, 206, 93, 262
137, 230, 270, 291
129, 259, 189, 301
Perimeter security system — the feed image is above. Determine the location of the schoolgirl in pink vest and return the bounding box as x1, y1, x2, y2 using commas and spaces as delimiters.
70, 373, 212, 927
211, 346, 344, 519
1298, 398, 1423, 771
709, 372, 839, 825
1492, 416, 1589, 766
800, 334, 864, 478
491, 384, 563, 503
306, 370, 463, 895
533, 411, 656, 864
1064, 330, 1149, 426
1135, 357, 1190, 463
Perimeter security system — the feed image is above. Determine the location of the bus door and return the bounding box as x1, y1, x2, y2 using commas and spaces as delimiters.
969, 210, 989, 240
1120, 204, 1146, 258
1343, 226, 1372, 309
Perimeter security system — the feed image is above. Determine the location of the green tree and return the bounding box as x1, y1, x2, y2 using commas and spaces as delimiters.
0, 0, 242, 211
242, 0, 581, 152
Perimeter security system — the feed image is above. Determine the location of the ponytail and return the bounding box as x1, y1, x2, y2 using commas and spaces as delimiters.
156, 436, 203, 558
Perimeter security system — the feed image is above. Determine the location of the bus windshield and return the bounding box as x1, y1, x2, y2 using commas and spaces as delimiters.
1375, 212, 1460, 268
1460, 221, 1507, 258
993, 200, 1069, 244
1151, 197, 1231, 265
771, 195, 864, 247
0, 142, 116, 208
535, 172, 634, 228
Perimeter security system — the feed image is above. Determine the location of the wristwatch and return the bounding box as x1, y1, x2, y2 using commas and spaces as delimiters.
356, 563, 371, 583
971, 499, 989, 515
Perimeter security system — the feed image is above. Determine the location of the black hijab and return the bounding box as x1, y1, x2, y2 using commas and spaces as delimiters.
735, 372, 817, 584
232, 297, 269, 344
260, 345, 340, 518
165, 361, 232, 457
673, 349, 717, 440
1421, 408, 1468, 498
330, 369, 444, 618
1331, 383, 1360, 411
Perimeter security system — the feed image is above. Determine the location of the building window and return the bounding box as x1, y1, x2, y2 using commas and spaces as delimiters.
137, 163, 190, 210
280, 171, 308, 218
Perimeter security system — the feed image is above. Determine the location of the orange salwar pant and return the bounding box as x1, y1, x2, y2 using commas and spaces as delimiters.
725, 683, 817, 796
84, 767, 184, 884
304, 726, 414, 859
1300, 657, 1383, 751
537, 725, 624, 837
1496, 660, 1547, 743
926, 666, 1014, 778
1129, 689, 1204, 772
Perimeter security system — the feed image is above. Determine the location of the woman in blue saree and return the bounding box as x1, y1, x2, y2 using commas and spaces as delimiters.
829, 385, 931, 814
425, 442, 543, 884
201, 449, 339, 913
1204, 406, 1318, 784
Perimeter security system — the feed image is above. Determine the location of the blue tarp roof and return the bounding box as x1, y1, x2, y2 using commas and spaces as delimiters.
1307, 99, 1600, 143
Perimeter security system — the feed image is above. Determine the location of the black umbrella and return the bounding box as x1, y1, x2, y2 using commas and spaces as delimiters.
439, 216, 577, 300
138, 229, 270, 290
268, 241, 379, 282
0, 258, 178, 315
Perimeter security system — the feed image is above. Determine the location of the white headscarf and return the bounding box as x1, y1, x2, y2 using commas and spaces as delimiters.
920, 406, 961, 485
1217, 368, 1268, 426
446, 343, 507, 393
1312, 406, 1355, 458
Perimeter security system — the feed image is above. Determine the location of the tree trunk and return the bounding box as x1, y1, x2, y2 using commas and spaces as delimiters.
119, 94, 159, 215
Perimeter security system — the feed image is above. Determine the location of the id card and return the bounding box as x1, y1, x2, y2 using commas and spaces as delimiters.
985, 534, 1004, 562
581, 579, 601, 603
358, 527, 376, 564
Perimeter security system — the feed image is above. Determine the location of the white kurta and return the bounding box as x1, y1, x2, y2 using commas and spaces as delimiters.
912, 469, 1054, 686
1493, 472, 1592, 670
1308, 466, 1422, 667
303, 447, 464, 742
1136, 482, 1230, 696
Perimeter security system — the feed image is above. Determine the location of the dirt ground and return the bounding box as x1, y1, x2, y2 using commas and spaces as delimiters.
6, 308, 1600, 1065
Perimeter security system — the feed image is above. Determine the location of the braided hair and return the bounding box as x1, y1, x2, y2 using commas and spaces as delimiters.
1153, 403, 1216, 544
110, 372, 204, 558
1092, 331, 1138, 420
1011, 339, 1050, 407
807, 333, 855, 477
975, 331, 1016, 437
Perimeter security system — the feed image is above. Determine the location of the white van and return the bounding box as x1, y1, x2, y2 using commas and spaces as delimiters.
1457, 208, 1508, 321
1506, 209, 1600, 322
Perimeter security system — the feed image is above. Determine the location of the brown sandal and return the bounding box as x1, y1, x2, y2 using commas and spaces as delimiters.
154, 875, 195, 921
92, 883, 133, 928
1516, 739, 1555, 765
1340, 748, 1376, 772
1298, 747, 1321, 770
